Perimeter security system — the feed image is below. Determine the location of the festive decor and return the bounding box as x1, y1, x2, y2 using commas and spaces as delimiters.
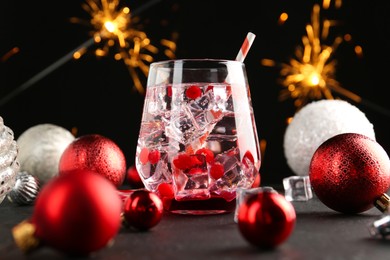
12, 170, 122, 256
16, 124, 75, 184
284, 99, 375, 176
234, 186, 277, 223
261, 2, 363, 110
0, 116, 20, 205
368, 213, 390, 238
126, 165, 144, 188
0, 0, 177, 106
7, 171, 40, 206
309, 133, 390, 214
283, 175, 313, 202
70, 0, 177, 94
122, 189, 163, 230
237, 189, 296, 248
58, 134, 127, 187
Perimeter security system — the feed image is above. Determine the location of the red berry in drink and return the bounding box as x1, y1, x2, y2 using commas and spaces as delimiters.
188, 167, 204, 175
167, 85, 172, 97
148, 149, 161, 164
185, 85, 202, 99
139, 147, 149, 165
210, 162, 224, 179
206, 85, 214, 92
242, 150, 255, 167
158, 183, 174, 199
251, 172, 261, 188
195, 148, 214, 163
173, 153, 192, 170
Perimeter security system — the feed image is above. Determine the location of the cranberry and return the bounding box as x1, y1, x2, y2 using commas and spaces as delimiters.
167, 85, 172, 97
188, 167, 204, 175
148, 149, 161, 164
185, 85, 202, 99
139, 147, 149, 165
242, 150, 255, 167
157, 183, 174, 199
210, 162, 224, 179
195, 148, 214, 163
173, 153, 192, 170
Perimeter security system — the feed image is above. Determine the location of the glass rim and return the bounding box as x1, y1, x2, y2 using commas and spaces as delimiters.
150, 58, 244, 67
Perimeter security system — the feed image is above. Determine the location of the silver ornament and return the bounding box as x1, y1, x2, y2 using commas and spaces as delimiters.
0, 116, 20, 205
16, 124, 75, 184
283, 99, 376, 176
7, 171, 40, 205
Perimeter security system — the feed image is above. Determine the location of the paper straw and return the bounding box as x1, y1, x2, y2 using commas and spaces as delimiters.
235, 32, 256, 62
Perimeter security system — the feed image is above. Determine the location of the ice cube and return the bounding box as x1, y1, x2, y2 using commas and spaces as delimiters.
368, 214, 390, 238
172, 154, 210, 200
144, 86, 170, 115
283, 175, 313, 201
165, 108, 197, 144
210, 148, 241, 192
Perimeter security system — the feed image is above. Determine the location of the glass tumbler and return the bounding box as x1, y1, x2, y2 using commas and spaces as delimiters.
135, 59, 261, 215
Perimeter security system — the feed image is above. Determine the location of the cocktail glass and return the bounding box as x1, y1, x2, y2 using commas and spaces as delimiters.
135, 59, 261, 215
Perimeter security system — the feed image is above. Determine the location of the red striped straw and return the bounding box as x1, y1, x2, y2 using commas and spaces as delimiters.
235, 32, 256, 62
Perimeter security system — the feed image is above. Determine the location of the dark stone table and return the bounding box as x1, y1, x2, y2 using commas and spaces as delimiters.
1, 191, 389, 259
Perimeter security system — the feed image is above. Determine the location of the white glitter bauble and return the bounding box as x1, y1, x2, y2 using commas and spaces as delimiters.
0, 116, 20, 205
283, 99, 376, 176
16, 124, 75, 184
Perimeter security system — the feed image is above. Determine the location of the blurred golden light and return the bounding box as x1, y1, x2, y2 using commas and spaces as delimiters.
261, 1, 362, 110
278, 12, 288, 25
1, 47, 20, 62
71, 0, 177, 94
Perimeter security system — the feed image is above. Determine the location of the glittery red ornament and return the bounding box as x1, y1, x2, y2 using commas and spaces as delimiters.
126, 165, 144, 188
309, 133, 390, 214
29, 170, 122, 255
59, 134, 127, 187
238, 190, 296, 248
122, 189, 163, 230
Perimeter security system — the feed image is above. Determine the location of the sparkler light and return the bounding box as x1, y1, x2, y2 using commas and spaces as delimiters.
261, 1, 390, 118
261, 2, 360, 110
71, 0, 177, 94
0, 0, 176, 106
1, 47, 20, 63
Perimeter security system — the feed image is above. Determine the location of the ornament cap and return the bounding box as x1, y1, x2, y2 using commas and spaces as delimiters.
374, 193, 390, 212
12, 220, 41, 253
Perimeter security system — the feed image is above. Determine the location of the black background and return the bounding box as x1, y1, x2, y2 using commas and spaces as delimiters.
1, 0, 389, 185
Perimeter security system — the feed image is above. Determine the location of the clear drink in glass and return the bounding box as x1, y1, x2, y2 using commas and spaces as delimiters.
135, 59, 261, 215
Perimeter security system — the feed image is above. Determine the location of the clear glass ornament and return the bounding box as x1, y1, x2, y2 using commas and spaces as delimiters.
0, 117, 20, 204
7, 171, 40, 205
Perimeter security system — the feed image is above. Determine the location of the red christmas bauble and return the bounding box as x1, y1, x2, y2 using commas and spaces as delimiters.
309, 133, 390, 214
59, 134, 127, 187
31, 170, 122, 255
122, 189, 163, 230
238, 190, 296, 248
126, 165, 144, 188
